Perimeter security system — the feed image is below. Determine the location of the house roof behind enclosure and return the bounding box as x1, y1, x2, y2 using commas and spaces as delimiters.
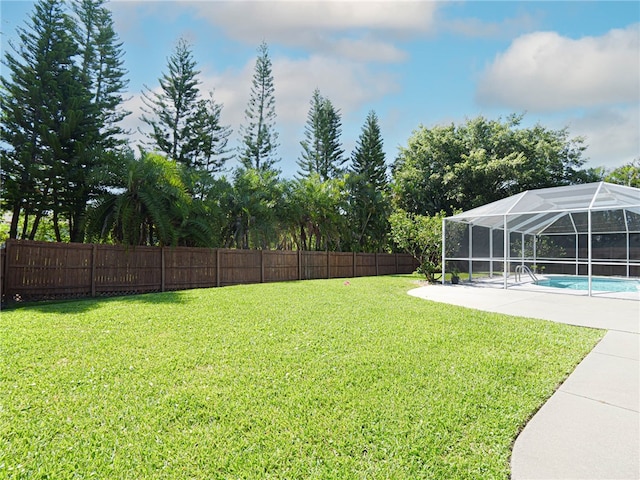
446, 182, 640, 235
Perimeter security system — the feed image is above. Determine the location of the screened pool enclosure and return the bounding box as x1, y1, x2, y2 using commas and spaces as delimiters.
442, 182, 640, 296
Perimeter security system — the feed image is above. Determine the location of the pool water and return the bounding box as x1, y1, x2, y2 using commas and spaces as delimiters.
535, 276, 640, 293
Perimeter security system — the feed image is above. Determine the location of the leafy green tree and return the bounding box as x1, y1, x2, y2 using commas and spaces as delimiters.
605, 159, 640, 187
141, 38, 231, 173
239, 41, 279, 172
0, 0, 86, 241
391, 122, 460, 216
346, 110, 390, 251
508, 119, 596, 190
392, 115, 596, 216
389, 209, 445, 282
84, 151, 191, 246
298, 89, 345, 181
0, 211, 69, 243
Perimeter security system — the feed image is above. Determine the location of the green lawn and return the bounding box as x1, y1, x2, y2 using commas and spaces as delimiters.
1, 275, 603, 479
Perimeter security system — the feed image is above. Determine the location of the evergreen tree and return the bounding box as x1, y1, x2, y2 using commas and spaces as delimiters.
62, 0, 130, 241
0, 0, 85, 240
297, 89, 344, 181
239, 41, 279, 172
1, 0, 130, 242
141, 38, 200, 163
350, 111, 387, 190
141, 38, 231, 173
72, 0, 129, 148
347, 110, 390, 251
189, 92, 232, 174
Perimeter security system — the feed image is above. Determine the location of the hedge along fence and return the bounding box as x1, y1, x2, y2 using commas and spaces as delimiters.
0, 239, 419, 304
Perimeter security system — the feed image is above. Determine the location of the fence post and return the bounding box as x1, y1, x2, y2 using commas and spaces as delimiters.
353, 252, 357, 277
375, 252, 379, 276
260, 249, 265, 283
216, 249, 221, 287
395, 253, 399, 274
327, 251, 331, 279
298, 250, 302, 280
91, 244, 97, 297
161, 246, 165, 292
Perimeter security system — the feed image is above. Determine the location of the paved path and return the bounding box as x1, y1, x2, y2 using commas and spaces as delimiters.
408, 283, 639, 479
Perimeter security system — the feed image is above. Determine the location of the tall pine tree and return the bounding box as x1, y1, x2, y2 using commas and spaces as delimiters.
189, 92, 232, 174
346, 110, 389, 251
297, 88, 344, 181
239, 41, 279, 172
0, 0, 85, 240
141, 38, 231, 173
73, 0, 129, 149
63, 0, 130, 241
1, 0, 130, 242
350, 111, 387, 190
141, 38, 201, 163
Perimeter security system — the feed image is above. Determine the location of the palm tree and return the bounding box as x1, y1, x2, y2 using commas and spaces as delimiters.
227, 168, 283, 249
84, 151, 190, 246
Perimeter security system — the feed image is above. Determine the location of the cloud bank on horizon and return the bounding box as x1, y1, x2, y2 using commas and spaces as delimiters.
3, 1, 638, 176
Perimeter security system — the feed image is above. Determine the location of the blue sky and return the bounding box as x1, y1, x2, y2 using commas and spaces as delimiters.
2, 1, 639, 178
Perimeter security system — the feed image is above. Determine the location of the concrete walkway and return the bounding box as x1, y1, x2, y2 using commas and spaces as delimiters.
408, 283, 639, 480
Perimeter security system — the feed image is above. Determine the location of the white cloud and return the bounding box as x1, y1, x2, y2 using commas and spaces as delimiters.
322, 37, 408, 63
443, 13, 540, 39
476, 25, 640, 111
133, 1, 438, 62
190, 1, 438, 35
273, 55, 399, 121
567, 106, 640, 169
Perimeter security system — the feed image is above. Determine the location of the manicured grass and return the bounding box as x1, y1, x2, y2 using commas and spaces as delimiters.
1, 275, 603, 479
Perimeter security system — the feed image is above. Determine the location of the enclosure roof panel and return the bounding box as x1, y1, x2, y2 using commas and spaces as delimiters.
447, 182, 640, 234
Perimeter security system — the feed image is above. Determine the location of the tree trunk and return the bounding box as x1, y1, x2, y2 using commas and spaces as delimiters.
52, 209, 62, 242
28, 210, 43, 240
20, 208, 30, 239
300, 224, 307, 251
69, 210, 84, 243
9, 203, 21, 239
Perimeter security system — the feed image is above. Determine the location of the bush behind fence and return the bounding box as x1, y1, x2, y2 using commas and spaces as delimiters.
0, 240, 418, 304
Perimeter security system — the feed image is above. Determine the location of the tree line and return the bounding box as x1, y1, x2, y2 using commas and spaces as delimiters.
2, 0, 637, 254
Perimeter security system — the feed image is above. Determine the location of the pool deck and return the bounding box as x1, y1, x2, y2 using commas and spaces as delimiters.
408, 282, 639, 480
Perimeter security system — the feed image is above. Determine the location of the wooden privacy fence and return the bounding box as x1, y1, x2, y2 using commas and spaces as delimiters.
0, 239, 418, 304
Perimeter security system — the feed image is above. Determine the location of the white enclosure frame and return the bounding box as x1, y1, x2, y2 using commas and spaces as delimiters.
442, 182, 640, 296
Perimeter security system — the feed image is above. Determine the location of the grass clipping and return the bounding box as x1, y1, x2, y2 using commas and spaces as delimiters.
1, 276, 603, 479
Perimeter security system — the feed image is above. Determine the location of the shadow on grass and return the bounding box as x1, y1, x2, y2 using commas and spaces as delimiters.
2, 290, 191, 314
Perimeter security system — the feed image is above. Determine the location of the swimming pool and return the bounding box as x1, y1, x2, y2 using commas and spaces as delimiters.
535, 275, 640, 293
